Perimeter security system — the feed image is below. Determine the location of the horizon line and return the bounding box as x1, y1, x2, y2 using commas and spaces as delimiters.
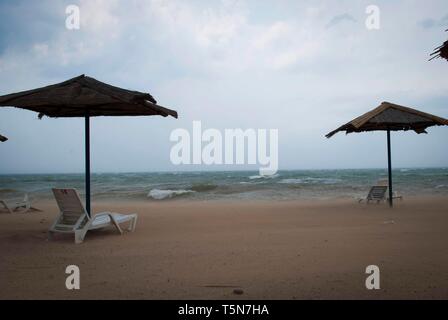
1, 166, 447, 176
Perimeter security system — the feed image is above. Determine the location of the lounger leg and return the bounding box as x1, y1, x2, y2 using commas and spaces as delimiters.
74, 228, 89, 244
0, 201, 13, 214
108, 214, 123, 235
22, 202, 31, 213
13, 204, 30, 214
128, 215, 138, 232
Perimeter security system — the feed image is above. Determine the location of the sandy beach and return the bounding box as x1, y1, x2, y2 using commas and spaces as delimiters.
0, 196, 447, 300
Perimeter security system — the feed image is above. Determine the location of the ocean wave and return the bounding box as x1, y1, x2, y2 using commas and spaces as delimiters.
249, 174, 279, 180
3, 169, 448, 201
278, 177, 341, 185
147, 189, 195, 200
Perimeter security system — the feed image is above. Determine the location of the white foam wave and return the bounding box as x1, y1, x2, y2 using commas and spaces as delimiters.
147, 189, 195, 200
249, 174, 279, 180
279, 177, 341, 184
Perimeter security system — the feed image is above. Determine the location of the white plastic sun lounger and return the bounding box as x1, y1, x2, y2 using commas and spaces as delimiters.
376, 179, 403, 200
49, 188, 138, 244
358, 186, 388, 204
0, 194, 41, 213
358, 185, 403, 204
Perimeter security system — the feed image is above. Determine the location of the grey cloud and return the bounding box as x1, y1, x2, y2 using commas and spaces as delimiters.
1, 1, 448, 173
325, 13, 357, 29
418, 14, 448, 29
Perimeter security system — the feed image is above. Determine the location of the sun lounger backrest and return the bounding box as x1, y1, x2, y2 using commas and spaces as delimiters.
52, 188, 88, 227
367, 186, 387, 201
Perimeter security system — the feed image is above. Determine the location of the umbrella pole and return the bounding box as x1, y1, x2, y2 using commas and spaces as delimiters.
387, 129, 393, 207
85, 115, 91, 217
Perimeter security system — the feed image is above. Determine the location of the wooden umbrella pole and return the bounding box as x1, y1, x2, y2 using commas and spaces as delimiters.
85, 114, 91, 217
387, 129, 393, 208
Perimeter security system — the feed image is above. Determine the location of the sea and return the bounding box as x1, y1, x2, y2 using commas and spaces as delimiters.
1, 168, 448, 202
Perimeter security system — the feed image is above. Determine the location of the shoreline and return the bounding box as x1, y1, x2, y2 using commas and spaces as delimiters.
25, 193, 448, 206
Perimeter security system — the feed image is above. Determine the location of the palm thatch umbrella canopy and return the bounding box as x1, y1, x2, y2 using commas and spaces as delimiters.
0, 74, 177, 118
430, 40, 448, 61
0, 134, 7, 142
430, 29, 448, 61
326, 101, 448, 207
0, 74, 178, 215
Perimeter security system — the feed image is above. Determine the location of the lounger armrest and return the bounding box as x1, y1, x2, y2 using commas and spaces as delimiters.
94, 212, 137, 233
95, 212, 137, 220
93, 212, 114, 218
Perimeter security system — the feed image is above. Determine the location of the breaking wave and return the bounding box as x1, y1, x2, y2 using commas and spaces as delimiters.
278, 177, 341, 185
147, 189, 195, 200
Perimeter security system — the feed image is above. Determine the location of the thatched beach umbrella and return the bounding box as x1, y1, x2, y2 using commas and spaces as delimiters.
326, 101, 448, 207
0, 134, 7, 142
0, 74, 178, 215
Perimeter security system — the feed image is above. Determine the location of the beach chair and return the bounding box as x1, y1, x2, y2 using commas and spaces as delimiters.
358, 186, 388, 204
377, 179, 403, 201
358, 184, 403, 203
49, 188, 138, 244
0, 194, 41, 213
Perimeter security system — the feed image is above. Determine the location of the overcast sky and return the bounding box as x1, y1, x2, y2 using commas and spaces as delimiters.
0, 0, 447, 174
